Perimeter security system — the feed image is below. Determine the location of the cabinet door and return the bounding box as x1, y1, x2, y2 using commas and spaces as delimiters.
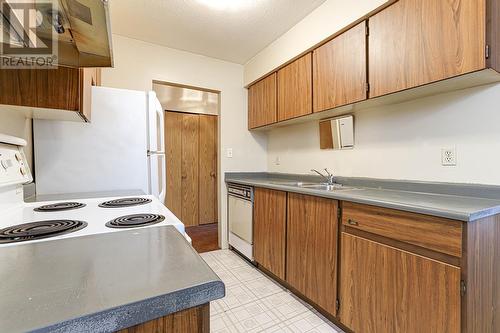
286, 193, 338, 315
0, 67, 80, 110
181, 114, 199, 227
369, 0, 485, 98
339, 233, 461, 333
254, 188, 287, 280
198, 114, 218, 225
248, 73, 277, 129
313, 22, 367, 112
165, 112, 183, 217
277, 53, 312, 121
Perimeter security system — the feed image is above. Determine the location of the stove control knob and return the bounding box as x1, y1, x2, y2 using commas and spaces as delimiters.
1, 159, 10, 170
15, 153, 22, 162
20, 166, 26, 176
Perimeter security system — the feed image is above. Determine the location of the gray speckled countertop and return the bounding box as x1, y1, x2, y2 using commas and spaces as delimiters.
0, 226, 225, 333
225, 172, 500, 222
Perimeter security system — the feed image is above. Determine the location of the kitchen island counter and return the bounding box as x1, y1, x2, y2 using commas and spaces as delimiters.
0, 226, 224, 333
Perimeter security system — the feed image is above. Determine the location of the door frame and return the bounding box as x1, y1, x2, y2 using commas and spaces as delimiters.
155, 81, 221, 248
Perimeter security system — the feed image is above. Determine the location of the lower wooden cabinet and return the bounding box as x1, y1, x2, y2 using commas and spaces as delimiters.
253, 188, 287, 280
286, 193, 339, 315
339, 233, 461, 333
250, 187, 500, 332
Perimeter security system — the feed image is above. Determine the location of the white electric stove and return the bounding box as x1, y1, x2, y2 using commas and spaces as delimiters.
0, 134, 188, 247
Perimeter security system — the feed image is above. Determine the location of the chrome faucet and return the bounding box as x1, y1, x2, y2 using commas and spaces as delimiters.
311, 168, 336, 185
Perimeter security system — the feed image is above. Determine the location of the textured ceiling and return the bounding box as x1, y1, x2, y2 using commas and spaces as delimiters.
109, 0, 326, 64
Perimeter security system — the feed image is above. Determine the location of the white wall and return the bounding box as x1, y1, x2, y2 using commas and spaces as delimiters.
244, 0, 387, 85
102, 34, 268, 248
268, 84, 500, 185
0, 108, 33, 171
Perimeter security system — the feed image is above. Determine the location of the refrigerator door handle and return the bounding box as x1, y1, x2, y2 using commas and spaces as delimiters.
158, 154, 166, 203
148, 153, 166, 203
155, 96, 165, 153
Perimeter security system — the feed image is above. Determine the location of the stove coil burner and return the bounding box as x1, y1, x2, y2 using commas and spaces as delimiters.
0, 220, 88, 244
34, 202, 86, 212
98, 197, 152, 208
105, 214, 165, 228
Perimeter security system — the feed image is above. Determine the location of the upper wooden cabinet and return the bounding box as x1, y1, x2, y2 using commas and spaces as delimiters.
339, 233, 461, 333
277, 53, 313, 121
286, 193, 338, 315
247, 0, 500, 130
369, 0, 486, 98
253, 188, 287, 280
313, 21, 368, 112
0, 67, 101, 122
248, 73, 277, 129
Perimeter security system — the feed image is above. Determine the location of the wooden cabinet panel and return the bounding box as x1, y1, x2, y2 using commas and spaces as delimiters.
277, 53, 312, 121
165, 112, 183, 218
181, 114, 199, 227
248, 74, 277, 129
339, 233, 461, 333
286, 193, 338, 315
0, 67, 100, 121
254, 188, 287, 280
313, 22, 367, 112
342, 202, 462, 257
369, 0, 486, 98
464, 215, 500, 333
117, 303, 209, 333
198, 115, 218, 225
0, 67, 80, 110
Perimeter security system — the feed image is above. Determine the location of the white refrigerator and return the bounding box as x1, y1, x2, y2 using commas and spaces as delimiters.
33, 86, 166, 202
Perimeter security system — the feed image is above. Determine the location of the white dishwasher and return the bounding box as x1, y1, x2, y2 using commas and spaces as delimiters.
227, 184, 254, 261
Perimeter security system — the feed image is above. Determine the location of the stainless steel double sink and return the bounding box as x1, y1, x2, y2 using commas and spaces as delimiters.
269, 181, 356, 192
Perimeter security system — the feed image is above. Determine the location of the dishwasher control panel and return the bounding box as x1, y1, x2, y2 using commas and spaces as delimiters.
228, 185, 253, 200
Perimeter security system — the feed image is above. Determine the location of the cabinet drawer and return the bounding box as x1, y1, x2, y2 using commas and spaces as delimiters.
342, 202, 462, 257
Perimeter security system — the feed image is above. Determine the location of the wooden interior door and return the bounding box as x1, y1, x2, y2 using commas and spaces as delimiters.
181, 113, 199, 227
198, 114, 218, 225
253, 188, 287, 280
369, 0, 486, 98
313, 21, 367, 112
277, 53, 313, 121
286, 193, 338, 315
339, 233, 461, 333
165, 112, 183, 218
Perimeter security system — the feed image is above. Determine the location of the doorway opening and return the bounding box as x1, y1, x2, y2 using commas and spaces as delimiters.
154, 81, 220, 253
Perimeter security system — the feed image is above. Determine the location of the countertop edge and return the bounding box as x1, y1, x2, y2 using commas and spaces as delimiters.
225, 177, 500, 222
30, 280, 225, 333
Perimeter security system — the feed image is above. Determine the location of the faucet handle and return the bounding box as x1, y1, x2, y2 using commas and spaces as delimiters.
324, 168, 332, 177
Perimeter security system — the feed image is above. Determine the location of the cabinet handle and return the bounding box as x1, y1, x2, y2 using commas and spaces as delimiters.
347, 219, 359, 226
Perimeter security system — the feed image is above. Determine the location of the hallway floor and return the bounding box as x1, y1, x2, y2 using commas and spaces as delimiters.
186, 223, 219, 253
200, 250, 344, 333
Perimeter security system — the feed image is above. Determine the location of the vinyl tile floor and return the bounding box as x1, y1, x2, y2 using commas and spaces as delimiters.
200, 250, 345, 333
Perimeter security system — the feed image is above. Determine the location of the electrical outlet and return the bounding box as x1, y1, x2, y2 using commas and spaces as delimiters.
275, 156, 281, 165
441, 148, 457, 166
226, 148, 233, 158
